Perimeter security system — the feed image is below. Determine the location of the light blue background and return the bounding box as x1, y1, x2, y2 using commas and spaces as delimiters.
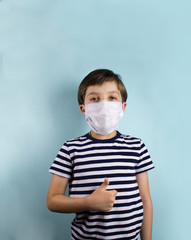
0, 0, 191, 239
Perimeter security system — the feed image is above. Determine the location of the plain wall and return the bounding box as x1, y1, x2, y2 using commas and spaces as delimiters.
0, 0, 191, 239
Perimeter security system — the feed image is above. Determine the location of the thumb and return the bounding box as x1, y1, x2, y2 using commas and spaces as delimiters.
100, 177, 109, 189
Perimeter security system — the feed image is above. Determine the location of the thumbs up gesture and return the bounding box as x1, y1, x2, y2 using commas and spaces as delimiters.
87, 178, 117, 211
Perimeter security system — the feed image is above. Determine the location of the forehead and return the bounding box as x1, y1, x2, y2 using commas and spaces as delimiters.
86, 81, 119, 95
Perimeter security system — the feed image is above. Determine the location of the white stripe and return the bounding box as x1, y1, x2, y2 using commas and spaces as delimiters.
136, 164, 154, 173
72, 176, 136, 184
54, 157, 71, 165
139, 157, 152, 166
111, 202, 143, 212
114, 196, 142, 204
57, 151, 70, 159
49, 169, 70, 178
73, 169, 136, 177
74, 161, 136, 170
51, 163, 71, 173
140, 151, 150, 159
67, 139, 92, 145
70, 189, 140, 198
77, 208, 143, 221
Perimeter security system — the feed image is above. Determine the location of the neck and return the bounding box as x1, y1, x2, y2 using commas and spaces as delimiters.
89, 130, 117, 140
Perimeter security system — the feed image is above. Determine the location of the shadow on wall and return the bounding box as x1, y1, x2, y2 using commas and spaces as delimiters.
1, 83, 86, 240
48, 82, 87, 141
43, 83, 85, 238
43, 83, 86, 240
36, 83, 86, 240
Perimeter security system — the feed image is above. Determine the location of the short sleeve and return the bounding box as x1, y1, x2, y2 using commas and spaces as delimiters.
49, 142, 73, 179
135, 139, 154, 174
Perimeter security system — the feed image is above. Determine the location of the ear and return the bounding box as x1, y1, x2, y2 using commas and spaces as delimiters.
79, 105, 85, 116
122, 102, 127, 112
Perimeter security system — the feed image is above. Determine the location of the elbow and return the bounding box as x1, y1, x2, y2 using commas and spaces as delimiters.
142, 197, 153, 208
46, 196, 55, 212
46, 195, 63, 213
46, 198, 52, 211
141, 193, 152, 205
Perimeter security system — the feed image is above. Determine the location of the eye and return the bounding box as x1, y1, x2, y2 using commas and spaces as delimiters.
109, 96, 117, 101
90, 97, 99, 102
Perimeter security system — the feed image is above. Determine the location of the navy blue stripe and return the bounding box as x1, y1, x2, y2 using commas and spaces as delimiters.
114, 199, 142, 208
74, 219, 142, 230
70, 186, 139, 196
68, 137, 140, 147
59, 146, 69, 154
114, 141, 140, 145
73, 165, 135, 174
53, 160, 72, 169
141, 155, 151, 161
136, 161, 153, 170
50, 166, 71, 175
56, 153, 70, 162
79, 205, 143, 217
76, 212, 143, 223
75, 158, 138, 166
140, 142, 145, 148
139, 149, 148, 156
116, 193, 140, 200
69, 146, 140, 154
70, 180, 137, 188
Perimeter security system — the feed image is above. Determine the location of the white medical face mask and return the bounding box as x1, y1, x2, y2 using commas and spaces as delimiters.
85, 100, 123, 135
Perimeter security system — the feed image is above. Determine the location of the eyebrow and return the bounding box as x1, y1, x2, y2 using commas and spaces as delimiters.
108, 91, 120, 95
87, 92, 99, 96
87, 91, 120, 96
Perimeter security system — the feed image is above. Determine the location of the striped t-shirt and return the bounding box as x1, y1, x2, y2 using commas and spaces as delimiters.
49, 131, 154, 240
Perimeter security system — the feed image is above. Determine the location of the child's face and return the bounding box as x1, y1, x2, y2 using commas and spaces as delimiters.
80, 81, 127, 116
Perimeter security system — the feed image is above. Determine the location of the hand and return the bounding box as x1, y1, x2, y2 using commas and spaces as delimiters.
87, 178, 117, 211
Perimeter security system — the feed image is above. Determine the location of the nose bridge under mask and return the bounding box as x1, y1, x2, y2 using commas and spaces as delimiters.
99, 100, 108, 113
85, 100, 122, 114
84, 100, 123, 135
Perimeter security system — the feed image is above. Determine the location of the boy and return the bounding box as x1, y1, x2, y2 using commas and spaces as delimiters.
47, 69, 154, 240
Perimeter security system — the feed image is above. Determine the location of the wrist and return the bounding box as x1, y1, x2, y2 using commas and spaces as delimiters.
84, 194, 94, 211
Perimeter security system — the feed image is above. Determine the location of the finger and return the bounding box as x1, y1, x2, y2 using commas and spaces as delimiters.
100, 177, 109, 189
110, 190, 118, 196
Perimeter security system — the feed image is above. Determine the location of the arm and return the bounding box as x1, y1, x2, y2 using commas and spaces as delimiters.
47, 175, 117, 213
136, 172, 153, 240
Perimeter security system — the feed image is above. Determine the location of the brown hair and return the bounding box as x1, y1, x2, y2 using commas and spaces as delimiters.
77, 69, 128, 105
